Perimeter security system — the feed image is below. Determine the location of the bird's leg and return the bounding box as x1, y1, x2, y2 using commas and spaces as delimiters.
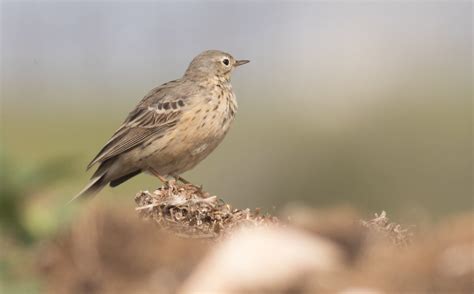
174, 175, 190, 184
149, 168, 170, 186
172, 174, 205, 194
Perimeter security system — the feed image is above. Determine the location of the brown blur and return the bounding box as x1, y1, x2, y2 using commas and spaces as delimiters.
35, 203, 473, 293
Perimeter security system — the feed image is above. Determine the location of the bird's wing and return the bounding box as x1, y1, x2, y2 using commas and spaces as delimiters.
86, 82, 189, 170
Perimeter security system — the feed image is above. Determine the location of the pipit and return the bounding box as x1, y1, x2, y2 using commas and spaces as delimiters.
73, 50, 249, 200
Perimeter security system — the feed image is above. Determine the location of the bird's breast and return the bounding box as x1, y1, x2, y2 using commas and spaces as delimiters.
154, 86, 236, 156
182, 88, 236, 143
138, 85, 238, 175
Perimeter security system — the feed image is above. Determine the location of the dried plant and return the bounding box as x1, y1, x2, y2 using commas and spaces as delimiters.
135, 183, 278, 239
361, 210, 413, 246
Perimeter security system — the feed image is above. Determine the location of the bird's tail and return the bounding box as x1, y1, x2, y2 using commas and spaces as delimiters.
68, 174, 107, 204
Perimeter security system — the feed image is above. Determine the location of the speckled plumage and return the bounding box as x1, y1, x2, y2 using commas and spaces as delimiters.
73, 50, 249, 200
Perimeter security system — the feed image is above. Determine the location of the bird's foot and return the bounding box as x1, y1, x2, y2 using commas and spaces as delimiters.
171, 174, 206, 195
152, 172, 206, 196
150, 169, 176, 190
175, 175, 190, 184
165, 178, 177, 188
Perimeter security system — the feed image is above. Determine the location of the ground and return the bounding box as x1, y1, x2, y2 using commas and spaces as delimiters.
35, 183, 473, 293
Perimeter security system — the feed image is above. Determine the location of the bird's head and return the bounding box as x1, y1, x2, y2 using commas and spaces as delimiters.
184, 50, 249, 81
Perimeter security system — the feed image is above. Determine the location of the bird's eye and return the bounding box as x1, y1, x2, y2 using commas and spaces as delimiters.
222, 58, 230, 66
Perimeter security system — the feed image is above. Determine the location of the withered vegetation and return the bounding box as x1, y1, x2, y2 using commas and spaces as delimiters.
360, 210, 413, 246
37, 184, 473, 294
135, 183, 278, 238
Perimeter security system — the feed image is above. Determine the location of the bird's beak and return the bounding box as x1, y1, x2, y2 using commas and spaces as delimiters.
235, 59, 250, 67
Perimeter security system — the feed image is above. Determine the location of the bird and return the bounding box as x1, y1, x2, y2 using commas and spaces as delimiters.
73, 50, 249, 201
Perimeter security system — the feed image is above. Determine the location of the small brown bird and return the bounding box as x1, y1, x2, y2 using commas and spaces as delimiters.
73, 50, 249, 200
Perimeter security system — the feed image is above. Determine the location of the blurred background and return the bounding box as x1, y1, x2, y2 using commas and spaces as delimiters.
0, 0, 472, 291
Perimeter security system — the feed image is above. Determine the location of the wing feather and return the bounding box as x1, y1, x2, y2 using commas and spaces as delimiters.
86, 82, 187, 170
